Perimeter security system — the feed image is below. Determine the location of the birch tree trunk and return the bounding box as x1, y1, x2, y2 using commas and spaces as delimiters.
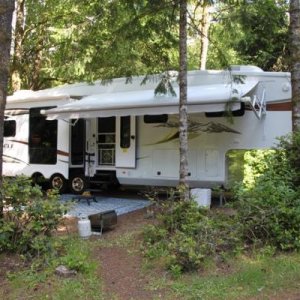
179, 0, 189, 201
0, 0, 15, 217
11, 0, 25, 92
290, 0, 300, 132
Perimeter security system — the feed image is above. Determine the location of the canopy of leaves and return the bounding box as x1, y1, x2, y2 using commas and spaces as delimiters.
12, 0, 290, 90
206, 0, 289, 71
19, 0, 180, 89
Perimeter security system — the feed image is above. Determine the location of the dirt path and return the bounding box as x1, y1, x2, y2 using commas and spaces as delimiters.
93, 208, 167, 300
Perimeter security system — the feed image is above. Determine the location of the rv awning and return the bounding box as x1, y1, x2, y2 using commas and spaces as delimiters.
42, 81, 258, 120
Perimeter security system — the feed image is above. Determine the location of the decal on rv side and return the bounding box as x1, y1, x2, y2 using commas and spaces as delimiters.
3, 154, 29, 165
147, 121, 241, 145
3, 143, 13, 149
57, 150, 69, 157
10, 140, 28, 145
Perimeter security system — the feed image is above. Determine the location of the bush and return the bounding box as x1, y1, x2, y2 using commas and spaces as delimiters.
0, 176, 66, 257
142, 192, 241, 273
234, 133, 300, 251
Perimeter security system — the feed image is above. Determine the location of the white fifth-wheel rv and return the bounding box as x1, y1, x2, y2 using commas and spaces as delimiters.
4, 66, 292, 193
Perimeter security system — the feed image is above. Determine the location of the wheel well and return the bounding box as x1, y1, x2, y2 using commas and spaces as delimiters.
31, 172, 46, 183
50, 173, 66, 180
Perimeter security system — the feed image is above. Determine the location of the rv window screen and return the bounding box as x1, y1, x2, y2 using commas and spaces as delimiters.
29, 107, 57, 164
4, 120, 16, 137
120, 116, 130, 149
205, 103, 245, 118
144, 114, 168, 124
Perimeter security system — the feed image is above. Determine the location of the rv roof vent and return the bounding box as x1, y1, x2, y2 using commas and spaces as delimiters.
229, 65, 263, 72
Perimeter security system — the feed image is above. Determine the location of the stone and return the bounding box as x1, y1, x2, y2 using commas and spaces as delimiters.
55, 265, 77, 277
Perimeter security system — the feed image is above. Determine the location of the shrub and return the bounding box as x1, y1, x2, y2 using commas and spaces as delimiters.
142, 192, 241, 273
0, 176, 66, 257
234, 132, 300, 251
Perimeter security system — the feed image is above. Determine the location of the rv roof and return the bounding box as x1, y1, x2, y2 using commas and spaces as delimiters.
8, 65, 288, 103
7, 89, 70, 103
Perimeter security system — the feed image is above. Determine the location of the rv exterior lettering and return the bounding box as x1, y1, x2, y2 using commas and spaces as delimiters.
4, 67, 292, 192
3, 143, 13, 149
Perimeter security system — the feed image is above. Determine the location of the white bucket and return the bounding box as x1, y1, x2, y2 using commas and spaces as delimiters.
78, 216, 91, 239
190, 188, 211, 208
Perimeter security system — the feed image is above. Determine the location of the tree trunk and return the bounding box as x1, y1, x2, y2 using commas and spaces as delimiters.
30, 44, 43, 90
0, 0, 15, 217
199, 5, 210, 71
179, 0, 189, 200
290, 0, 300, 132
11, 0, 25, 92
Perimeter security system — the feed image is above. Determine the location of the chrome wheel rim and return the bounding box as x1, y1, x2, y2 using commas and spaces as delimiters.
52, 176, 64, 190
72, 177, 84, 192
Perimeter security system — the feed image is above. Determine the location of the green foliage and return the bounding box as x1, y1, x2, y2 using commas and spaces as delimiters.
208, 1, 289, 71
6, 237, 100, 300
11, 0, 290, 91
170, 252, 300, 300
235, 0, 289, 70
58, 238, 96, 273
234, 133, 300, 251
143, 133, 300, 273
142, 192, 241, 273
15, 0, 180, 90
226, 149, 247, 188
0, 176, 66, 257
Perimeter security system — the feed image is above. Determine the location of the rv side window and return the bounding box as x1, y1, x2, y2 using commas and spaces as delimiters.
4, 120, 16, 137
205, 103, 245, 118
120, 116, 130, 149
29, 107, 57, 165
144, 114, 168, 124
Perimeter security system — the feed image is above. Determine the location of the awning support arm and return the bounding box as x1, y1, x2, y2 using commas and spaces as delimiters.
242, 84, 266, 120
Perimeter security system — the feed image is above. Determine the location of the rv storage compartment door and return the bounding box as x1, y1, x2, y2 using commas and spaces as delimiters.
116, 116, 136, 168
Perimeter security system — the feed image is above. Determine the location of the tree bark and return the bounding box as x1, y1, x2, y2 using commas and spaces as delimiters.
0, 0, 15, 217
290, 0, 300, 132
199, 5, 210, 70
30, 42, 43, 90
179, 0, 189, 200
11, 0, 25, 92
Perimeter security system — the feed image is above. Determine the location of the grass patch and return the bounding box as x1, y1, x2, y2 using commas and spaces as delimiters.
4, 236, 103, 300
96, 231, 136, 249
170, 252, 300, 300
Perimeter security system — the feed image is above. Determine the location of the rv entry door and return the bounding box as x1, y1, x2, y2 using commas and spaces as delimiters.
116, 116, 136, 168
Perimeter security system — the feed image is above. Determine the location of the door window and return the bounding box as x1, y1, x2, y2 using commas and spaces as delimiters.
97, 117, 115, 166
120, 116, 131, 149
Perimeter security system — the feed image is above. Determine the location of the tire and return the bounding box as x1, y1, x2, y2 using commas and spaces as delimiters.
69, 174, 88, 194
50, 173, 67, 193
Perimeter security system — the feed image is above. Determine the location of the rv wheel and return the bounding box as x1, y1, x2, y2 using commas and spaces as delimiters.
50, 173, 67, 193
69, 174, 88, 194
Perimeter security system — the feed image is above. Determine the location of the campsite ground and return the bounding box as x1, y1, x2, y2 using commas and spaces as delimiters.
1, 206, 300, 299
